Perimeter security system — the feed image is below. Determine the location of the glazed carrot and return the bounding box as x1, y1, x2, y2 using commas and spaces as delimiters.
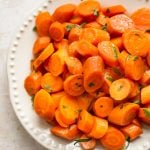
58, 95, 80, 125
96, 13, 108, 26
87, 117, 108, 139
33, 43, 54, 70
77, 0, 101, 21
138, 108, 150, 125
109, 78, 132, 100
79, 134, 96, 150
77, 40, 99, 57
34, 89, 57, 121
100, 126, 126, 150
147, 50, 150, 66
33, 36, 51, 55
131, 8, 150, 31
70, 16, 83, 24
121, 123, 143, 141
24, 71, 42, 95
98, 41, 120, 67
108, 103, 140, 126
52, 4, 76, 23
93, 97, 114, 118
49, 21, 65, 42
64, 74, 85, 96
79, 28, 110, 46
51, 124, 80, 140
53, 39, 69, 50
132, 118, 142, 127
103, 5, 126, 17
68, 27, 82, 43
141, 85, 150, 104
43, 58, 50, 72
41, 73, 63, 93
123, 29, 150, 57
36, 12, 53, 36
84, 21, 101, 29
77, 110, 94, 133
89, 88, 106, 99
65, 57, 83, 75
140, 70, 150, 85
107, 14, 134, 35
63, 22, 75, 36
83, 56, 104, 93
110, 37, 124, 50
68, 41, 80, 57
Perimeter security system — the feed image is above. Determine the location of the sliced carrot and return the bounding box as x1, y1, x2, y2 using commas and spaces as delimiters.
43, 58, 50, 72
77, 110, 94, 133
108, 14, 134, 35
79, 134, 96, 150
53, 39, 69, 50
51, 124, 80, 140
98, 41, 120, 67
77, 40, 99, 57
33, 43, 54, 70
131, 8, 150, 31
103, 5, 126, 17
84, 21, 101, 29
34, 89, 57, 121
123, 29, 150, 57
36, 12, 53, 36
49, 21, 65, 42
96, 13, 108, 26
89, 88, 106, 99
138, 108, 150, 125
93, 97, 114, 118
100, 126, 126, 150
140, 70, 150, 85
79, 28, 110, 46
87, 116, 108, 139
147, 50, 150, 66
52, 4, 76, 23
41, 73, 63, 93
65, 57, 83, 75
64, 74, 85, 96
58, 95, 80, 125
70, 15, 83, 24
132, 118, 142, 127
68, 41, 80, 57
110, 37, 124, 50
141, 85, 150, 104
83, 56, 104, 93
24, 71, 42, 96
121, 123, 143, 141
33, 36, 51, 55
108, 103, 140, 126
63, 22, 75, 36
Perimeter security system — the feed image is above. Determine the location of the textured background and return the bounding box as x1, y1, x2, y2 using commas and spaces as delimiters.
0, 0, 46, 149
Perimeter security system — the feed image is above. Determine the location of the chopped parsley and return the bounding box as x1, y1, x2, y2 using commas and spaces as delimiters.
133, 99, 140, 104
133, 56, 139, 61
143, 108, 150, 117
74, 138, 92, 145
112, 46, 118, 59
66, 24, 75, 32
101, 24, 107, 31
112, 67, 122, 76
93, 9, 99, 17
88, 82, 95, 87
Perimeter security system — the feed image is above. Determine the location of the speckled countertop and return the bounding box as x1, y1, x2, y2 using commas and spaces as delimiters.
0, 0, 46, 149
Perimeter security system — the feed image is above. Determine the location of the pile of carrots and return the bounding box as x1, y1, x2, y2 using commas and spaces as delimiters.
24, 0, 150, 149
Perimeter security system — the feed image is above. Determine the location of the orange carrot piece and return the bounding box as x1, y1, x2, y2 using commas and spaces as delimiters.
51, 124, 80, 140
110, 37, 124, 50
64, 74, 85, 96
34, 89, 57, 121
84, 21, 101, 29
98, 41, 120, 67
70, 15, 83, 24
147, 50, 150, 66
132, 118, 142, 127
33, 43, 54, 70
140, 70, 150, 85
138, 108, 150, 125
100, 126, 126, 150
141, 85, 150, 104
108, 103, 140, 126
87, 116, 108, 139
53, 39, 69, 50
83, 56, 104, 93
121, 123, 143, 141
89, 88, 106, 99
77, 110, 94, 133
68, 41, 80, 57
123, 29, 150, 57
93, 97, 114, 118
96, 13, 108, 26
52, 4, 76, 23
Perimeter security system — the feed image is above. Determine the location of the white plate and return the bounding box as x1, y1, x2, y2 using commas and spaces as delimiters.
7, 0, 150, 150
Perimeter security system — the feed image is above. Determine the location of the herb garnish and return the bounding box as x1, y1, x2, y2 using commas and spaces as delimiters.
143, 108, 150, 117
112, 67, 122, 76
74, 138, 92, 145
133, 99, 140, 104
66, 24, 76, 32
93, 9, 99, 17
133, 56, 138, 61
106, 76, 114, 82
88, 82, 95, 87
112, 46, 118, 59
33, 26, 37, 32
101, 23, 107, 31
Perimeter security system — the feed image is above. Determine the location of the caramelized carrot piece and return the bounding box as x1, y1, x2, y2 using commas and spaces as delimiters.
110, 37, 124, 50
138, 108, 150, 125
84, 21, 101, 29
89, 88, 106, 99
70, 15, 83, 24
68, 41, 80, 57
132, 118, 142, 127
141, 85, 150, 104
96, 13, 108, 26
140, 70, 150, 85
147, 50, 150, 66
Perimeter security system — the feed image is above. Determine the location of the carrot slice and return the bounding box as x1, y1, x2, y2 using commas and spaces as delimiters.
108, 14, 134, 35
41, 73, 63, 93
110, 37, 123, 50
65, 57, 83, 75
87, 116, 108, 139
58, 95, 80, 125
24, 71, 42, 96
51, 124, 80, 140
64, 74, 85, 96
89, 88, 106, 99
147, 50, 150, 66
70, 15, 83, 24
131, 8, 150, 31
93, 97, 114, 118
109, 78, 132, 100
34, 89, 57, 121
53, 39, 69, 50
36, 12, 53, 36
121, 123, 143, 141
84, 21, 101, 29
52, 4, 76, 23
33, 43, 54, 70
83, 56, 104, 93
68, 41, 80, 57
103, 5, 126, 17
98, 41, 120, 67
96, 13, 108, 26
100, 126, 126, 150
132, 118, 142, 127
141, 85, 150, 104
123, 29, 150, 57
77, 110, 94, 133
140, 70, 150, 85
108, 103, 140, 126
138, 108, 150, 125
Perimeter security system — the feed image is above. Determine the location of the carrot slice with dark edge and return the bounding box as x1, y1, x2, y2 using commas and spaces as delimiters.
138, 108, 150, 125
141, 85, 150, 104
